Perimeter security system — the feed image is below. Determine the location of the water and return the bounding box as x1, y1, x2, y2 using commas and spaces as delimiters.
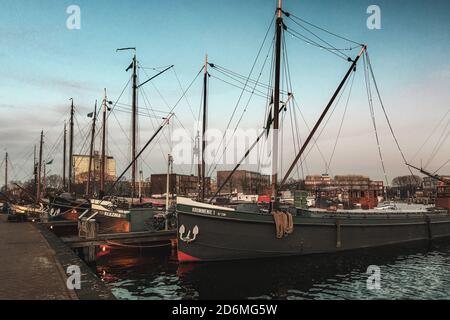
94, 242, 450, 300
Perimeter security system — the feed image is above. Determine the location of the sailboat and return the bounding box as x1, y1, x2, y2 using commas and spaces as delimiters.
88, 50, 175, 233
176, 0, 450, 262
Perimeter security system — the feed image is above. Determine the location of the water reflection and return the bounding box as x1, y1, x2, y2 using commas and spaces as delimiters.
94, 241, 450, 300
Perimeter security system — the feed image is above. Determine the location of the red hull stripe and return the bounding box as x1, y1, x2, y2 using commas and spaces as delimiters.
177, 250, 201, 262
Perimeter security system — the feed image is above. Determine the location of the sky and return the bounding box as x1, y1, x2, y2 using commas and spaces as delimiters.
1, 0, 450, 185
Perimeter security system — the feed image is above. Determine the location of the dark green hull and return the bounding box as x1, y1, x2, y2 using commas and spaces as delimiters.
176, 200, 450, 262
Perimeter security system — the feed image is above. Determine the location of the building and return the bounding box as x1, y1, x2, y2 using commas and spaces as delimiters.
304, 174, 332, 189
150, 174, 211, 197
216, 170, 270, 195
304, 174, 384, 209
73, 152, 116, 184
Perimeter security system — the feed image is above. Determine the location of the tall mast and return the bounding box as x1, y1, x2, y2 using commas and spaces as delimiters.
201, 54, 208, 201
271, 0, 283, 207
165, 154, 173, 230
279, 45, 367, 188
63, 122, 67, 191
86, 100, 97, 197
68, 99, 75, 193
100, 88, 108, 198
43, 163, 46, 196
131, 54, 138, 201
195, 131, 201, 198
139, 170, 143, 201
33, 145, 37, 197
4, 152, 7, 194
37, 130, 43, 203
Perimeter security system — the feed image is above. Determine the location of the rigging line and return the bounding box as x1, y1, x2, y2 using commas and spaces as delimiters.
107, 133, 129, 169
105, 77, 132, 124
210, 64, 289, 95
140, 66, 172, 110
140, 86, 169, 163
140, 84, 171, 150
173, 114, 195, 143
285, 16, 352, 59
111, 109, 131, 143
44, 127, 65, 157
284, 26, 359, 52
212, 64, 275, 92
410, 105, 450, 163
296, 66, 354, 172
133, 66, 205, 170
113, 106, 165, 119
173, 68, 197, 121
293, 99, 329, 174
283, 32, 303, 180
425, 119, 450, 169
284, 28, 348, 61
283, 11, 362, 46
364, 53, 389, 186
207, 13, 276, 174
292, 100, 308, 178
208, 74, 270, 99
433, 157, 450, 174
7, 145, 35, 177
422, 107, 450, 167
365, 51, 418, 182
115, 102, 169, 113
206, 35, 275, 177
139, 64, 173, 71
326, 71, 356, 174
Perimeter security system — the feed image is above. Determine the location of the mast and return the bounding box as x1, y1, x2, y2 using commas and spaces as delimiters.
100, 88, 108, 198
4, 152, 7, 194
86, 100, 97, 197
201, 54, 208, 201
63, 122, 67, 190
279, 45, 367, 188
165, 154, 173, 230
271, 0, 283, 208
165, 154, 173, 212
33, 145, 37, 197
37, 130, 43, 203
406, 163, 450, 185
139, 170, 143, 201
195, 131, 201, 199
68, 99, 75, 193
131, 54, 138, 201
43, 163, 46, 196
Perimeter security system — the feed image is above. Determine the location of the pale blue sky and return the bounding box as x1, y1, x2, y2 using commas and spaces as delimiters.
1, 0, 450, 184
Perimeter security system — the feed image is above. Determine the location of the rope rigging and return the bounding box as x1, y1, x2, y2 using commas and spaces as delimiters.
326, 70, 356, 175
365, 51, 418, 184
363, 52, 389, 186
205, 12, 276, 177
410, 105, 450, 165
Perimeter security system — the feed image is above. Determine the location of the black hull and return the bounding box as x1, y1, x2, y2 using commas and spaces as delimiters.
48, 196, 90, 221
176, 201, 450, 262
93, 207, 161, 233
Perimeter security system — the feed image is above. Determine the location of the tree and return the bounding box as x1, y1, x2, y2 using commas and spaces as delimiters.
392, 175, 422, 187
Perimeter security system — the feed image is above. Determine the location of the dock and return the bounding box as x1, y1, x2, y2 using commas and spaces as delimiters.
60, 229, 177, 248
0, 215, 115, 300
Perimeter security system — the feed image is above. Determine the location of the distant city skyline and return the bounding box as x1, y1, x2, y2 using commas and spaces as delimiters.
1, 0, 450, 185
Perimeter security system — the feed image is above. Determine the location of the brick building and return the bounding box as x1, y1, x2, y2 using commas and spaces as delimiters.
305, 174, 384, 209
216, 170, 270, 195
150, 174, 211, 197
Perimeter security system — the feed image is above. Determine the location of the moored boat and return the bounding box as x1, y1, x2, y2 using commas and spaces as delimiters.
177, 197, 450, 262
176, 0, 450, 263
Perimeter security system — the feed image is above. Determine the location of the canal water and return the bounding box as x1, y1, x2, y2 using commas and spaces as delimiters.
94, 241, 450, 300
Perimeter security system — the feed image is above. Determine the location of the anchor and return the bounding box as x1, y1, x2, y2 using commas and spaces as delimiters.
179, 224, 199, 243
